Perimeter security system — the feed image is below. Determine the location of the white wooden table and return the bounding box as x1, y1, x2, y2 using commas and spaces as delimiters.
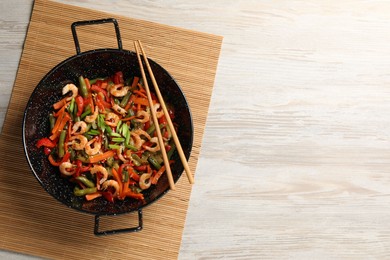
2, 0, 390, 259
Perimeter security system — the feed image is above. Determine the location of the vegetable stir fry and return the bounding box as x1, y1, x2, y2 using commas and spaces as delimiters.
36, 71, 176, 202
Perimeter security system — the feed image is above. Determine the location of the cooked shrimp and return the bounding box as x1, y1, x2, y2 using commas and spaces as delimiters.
112, 104, 127, 116
62, 83, 78, 101
110, 84, 129, 97
116, 146, 128, 163
85, 106, 99, 123
102, 180, 120, 196
71, 121, 87, 135
154, 103, 164, 118
105, 112, 120, 127
135, 110, 150, 123
90, 165, 109, 184
131, 129, 151, 149
85, 137, 102, 156
69, 135, 88, 150
139, 173, 152, 190
59, 162, 76, 176
144, 137, 160, 152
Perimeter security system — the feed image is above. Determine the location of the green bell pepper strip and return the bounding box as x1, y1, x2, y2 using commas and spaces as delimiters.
49, 113, 56, 131
112, 137, 125, 143
148, 155, 162, 170
58, 130, 67, 158
80, 106, 91, 119
167, 142, 176, 160
89, 77, 106, 85
108, 144, 121, 150
76, 176, 95, 188
78, 75, 89, 98
74, 187, 97, 196
120, 91, 132, 108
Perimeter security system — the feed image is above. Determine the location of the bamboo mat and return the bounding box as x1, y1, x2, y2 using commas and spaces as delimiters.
0, 0, 222, 259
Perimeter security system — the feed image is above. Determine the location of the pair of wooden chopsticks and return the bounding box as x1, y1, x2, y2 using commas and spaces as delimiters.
133, 40, 194, 190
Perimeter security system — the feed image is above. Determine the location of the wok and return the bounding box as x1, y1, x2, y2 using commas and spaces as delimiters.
22, 18, 193, 235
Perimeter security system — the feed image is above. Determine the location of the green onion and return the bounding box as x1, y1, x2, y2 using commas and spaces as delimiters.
112, 137, 125, 143
131, 154, 142, 166
109, 144, 121, 150
110, 132, 122, 137
86, 129, 100, 135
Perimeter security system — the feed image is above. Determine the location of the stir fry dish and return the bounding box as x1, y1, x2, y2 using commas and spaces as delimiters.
35, 71, 176, 202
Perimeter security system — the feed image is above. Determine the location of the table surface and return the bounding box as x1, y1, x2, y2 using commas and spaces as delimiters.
2, 0, 390, 259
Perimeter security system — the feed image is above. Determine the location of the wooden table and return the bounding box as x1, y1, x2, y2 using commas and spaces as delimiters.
2, 0, 390, 259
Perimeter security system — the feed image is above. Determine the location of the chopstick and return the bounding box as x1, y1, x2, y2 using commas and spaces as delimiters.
134, 41, 176, 190
135, 40, 195, 185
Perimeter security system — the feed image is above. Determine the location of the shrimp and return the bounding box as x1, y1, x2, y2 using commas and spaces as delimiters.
131, 129, 151, 149
135, 110, 150, 123
102, 180, 120, 196
90, 165, 108, 184
71, 121, 87, 135
139, 173, 152, 190
85, 106, 99, 123
69, 135, 88, 150
62, 83, 78, 101
105, 112, 120, 127
154, 103, 164, 118
112, 104, 127, 116
59, 162, 75, 176
144, 137, 160, 153
110, 84, 129, 97
85, 137, 102, 156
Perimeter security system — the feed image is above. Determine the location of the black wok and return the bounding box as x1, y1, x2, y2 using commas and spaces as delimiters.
22, 18, 193, 235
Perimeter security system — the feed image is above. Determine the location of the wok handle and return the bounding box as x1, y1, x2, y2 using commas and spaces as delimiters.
94, 209, 143, 236
71, 18, 123, 55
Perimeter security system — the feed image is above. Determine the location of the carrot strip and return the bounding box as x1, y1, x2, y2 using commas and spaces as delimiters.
137, 83, 146, 94
86, 192, 102, 201
121, 116, 136, 122
88, 150, 115, 164
49, 113, 70, 140
124, 190, 144, 200
131, 76, 139, 88
133, 97, 150, 107
124, 94, 136, 111
51, 106, 66, 134
48, 154, 62, 166
133, 90, 148, 99
85, 78, 91, 90
151, 165, 166, 185
111, 168, 123, 199
53, 97, 69, 110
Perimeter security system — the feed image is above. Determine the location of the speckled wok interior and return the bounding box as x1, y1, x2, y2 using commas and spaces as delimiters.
23, 49, 193, 215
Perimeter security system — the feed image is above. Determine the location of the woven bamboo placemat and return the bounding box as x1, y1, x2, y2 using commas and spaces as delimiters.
0, 0, 222, 259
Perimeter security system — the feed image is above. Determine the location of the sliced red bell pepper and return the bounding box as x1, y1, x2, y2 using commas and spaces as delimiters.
101, 191, 114, 202
113, 71, 124, 84
75, 95, 84, 117
36, 137, 57, 148
43, 147, 52, 155
91, 85, 109, 101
